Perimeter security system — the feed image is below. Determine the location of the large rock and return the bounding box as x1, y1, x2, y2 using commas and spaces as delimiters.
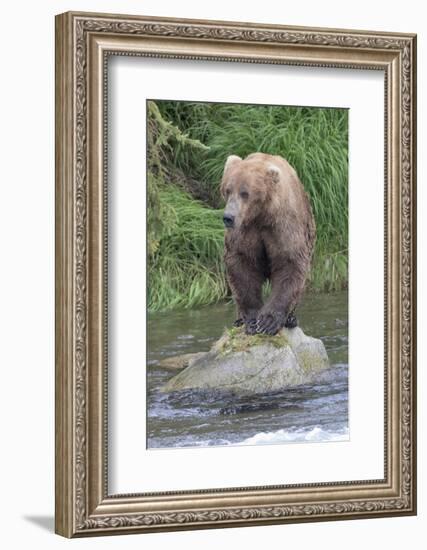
162, 326, 329, 395
157, 352, 207, 371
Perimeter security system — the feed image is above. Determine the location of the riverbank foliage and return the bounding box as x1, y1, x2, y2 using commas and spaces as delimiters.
148, 100, 348, 311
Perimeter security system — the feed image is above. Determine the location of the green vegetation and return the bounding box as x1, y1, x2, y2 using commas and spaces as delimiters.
148, 100, 348, 312
213, 326, 290, 356
147, 102, 226, 311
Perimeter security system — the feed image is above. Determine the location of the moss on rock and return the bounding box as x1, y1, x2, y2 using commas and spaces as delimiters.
295, 348, 327, 373
213, 326, 290, 356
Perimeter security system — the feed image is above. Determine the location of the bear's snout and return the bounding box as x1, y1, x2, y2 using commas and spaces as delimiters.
223, 214, 235, 228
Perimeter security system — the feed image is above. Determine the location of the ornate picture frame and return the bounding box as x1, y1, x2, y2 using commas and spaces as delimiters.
55, 11, 417, 537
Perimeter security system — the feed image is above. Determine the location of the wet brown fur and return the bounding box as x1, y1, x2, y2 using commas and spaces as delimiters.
221, 152, 316, 335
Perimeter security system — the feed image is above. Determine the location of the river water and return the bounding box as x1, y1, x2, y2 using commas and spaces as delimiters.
147, 291, 348, 449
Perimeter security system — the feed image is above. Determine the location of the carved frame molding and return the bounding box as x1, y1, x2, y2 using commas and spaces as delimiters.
55, 11, 416, 537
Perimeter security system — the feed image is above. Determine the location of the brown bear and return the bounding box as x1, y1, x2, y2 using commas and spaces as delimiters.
221, 152, 316, 335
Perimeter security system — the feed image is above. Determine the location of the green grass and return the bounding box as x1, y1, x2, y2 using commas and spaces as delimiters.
148, 186, 227, 311
149, 101, 348, 311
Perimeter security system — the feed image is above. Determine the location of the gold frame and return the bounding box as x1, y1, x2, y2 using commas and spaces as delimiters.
55, 11, 417, 538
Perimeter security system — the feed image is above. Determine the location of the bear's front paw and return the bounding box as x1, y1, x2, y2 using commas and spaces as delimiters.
255, 313, 283, 335
233, 318, 244, 328
284, 312, 298, 329
244, 318, 258, 335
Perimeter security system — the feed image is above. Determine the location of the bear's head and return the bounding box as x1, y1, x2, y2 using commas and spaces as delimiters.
220, 154, 281, 230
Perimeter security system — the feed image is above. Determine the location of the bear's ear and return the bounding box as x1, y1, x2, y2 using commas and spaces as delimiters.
223, 155, 242, 175
221, 155, 242, 198
266, 164, 281, 184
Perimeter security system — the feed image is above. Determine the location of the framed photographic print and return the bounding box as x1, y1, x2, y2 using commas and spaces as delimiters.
55, 11, 417, 537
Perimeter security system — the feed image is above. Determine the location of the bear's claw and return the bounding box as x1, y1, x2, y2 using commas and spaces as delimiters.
284, 313, 298, 328
254, 313, 282, 336
242, 312, 297, 335
244, 318, 258, 335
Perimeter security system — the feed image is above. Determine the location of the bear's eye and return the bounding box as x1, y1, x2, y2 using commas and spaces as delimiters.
225, 188, 231, 196
240, 191, 249, 199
